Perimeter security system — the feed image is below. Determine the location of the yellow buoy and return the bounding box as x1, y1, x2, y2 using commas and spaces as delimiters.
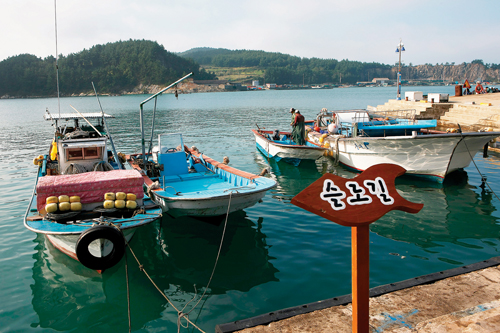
50, 141, 58, 161
126, 193, 137, 201
33, 157, 39, 165
70, 202, 82, 211
104, 193, 115, 200
45, 203, 58, 213
46, 196, 58, 204
319, 137, 324, 143
323, 142, 330, 148
58, 195, 70, 203
115, 192, 127, 200
69, 195, 81, 203
103, 200, 115, 209
115, 199, 126, 209
59, 202, 71, 211
126, 200, 137, 209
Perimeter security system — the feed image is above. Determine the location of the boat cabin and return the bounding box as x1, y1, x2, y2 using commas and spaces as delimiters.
44, 112, 115, 175
315, 109, 437, 138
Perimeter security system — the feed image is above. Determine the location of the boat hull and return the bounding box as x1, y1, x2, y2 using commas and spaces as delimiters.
152, 187, 268, 217
253, 129, 327, 166
45, 228, 135, 266
310, 132, 500, 182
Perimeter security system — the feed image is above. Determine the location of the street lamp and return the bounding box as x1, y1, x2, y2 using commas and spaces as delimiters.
395, 39, 405, 100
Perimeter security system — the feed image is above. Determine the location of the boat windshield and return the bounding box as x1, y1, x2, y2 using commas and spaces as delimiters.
158, 133, 184, 154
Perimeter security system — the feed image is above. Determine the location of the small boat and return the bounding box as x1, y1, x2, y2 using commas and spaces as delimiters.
127, 74, 277, 217
307, 109, 500, 183
252, 129, 328, 166
24, 112, 162, 272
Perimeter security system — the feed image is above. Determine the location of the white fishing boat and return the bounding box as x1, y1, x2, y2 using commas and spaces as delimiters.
308, 109, 500, 182
24, 112, 162, 272
127, 74, 277, 217
252, 129, 328, 166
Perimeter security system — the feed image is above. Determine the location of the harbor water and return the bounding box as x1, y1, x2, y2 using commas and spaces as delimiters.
1, 86, 500, 332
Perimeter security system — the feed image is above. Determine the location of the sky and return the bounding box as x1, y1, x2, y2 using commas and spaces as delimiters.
1, 0, 499, 66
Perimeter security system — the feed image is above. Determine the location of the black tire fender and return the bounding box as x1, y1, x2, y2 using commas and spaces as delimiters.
76, 225, 125, 271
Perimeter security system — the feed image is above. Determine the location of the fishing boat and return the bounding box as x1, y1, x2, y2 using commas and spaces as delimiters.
24, 112, 162, 273
252, 128, 328, 166
307, 108, 500, 183
127, 74, 277, 217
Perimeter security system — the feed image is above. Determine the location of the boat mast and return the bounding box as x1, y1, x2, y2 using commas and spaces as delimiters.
54, 0, 61, 121
395, 38, 405, 100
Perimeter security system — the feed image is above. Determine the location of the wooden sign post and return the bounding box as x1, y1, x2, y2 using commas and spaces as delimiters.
291, 164, 423, 333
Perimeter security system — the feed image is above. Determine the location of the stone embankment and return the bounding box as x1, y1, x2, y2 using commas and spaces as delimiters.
370, 93, 500, 133
225, 260, 500, 333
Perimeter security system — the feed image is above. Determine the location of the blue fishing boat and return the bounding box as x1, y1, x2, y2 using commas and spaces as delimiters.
24, 112, 162, 273
127, 74, 277, 217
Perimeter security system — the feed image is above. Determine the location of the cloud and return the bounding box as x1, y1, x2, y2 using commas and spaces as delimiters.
1, 0, 499, 65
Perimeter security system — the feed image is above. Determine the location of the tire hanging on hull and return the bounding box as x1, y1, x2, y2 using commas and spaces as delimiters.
75, 225, 126, 271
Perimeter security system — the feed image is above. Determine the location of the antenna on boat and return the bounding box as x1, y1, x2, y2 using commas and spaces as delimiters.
139, 72, 193, 164
92, 82, 123, 169
54, 0, 61, 120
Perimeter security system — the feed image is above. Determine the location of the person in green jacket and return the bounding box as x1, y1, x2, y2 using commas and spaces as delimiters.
291, 110, 306, 145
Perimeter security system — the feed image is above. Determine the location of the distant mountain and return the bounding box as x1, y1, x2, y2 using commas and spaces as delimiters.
177, 47, 234, 65
0, 40, 216, 98
178, 48, 500, 85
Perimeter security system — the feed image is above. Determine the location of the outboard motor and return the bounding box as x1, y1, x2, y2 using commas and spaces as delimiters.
272, 129, 280, 140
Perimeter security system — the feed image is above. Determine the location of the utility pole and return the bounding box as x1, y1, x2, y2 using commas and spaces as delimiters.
395, 39, 405, 100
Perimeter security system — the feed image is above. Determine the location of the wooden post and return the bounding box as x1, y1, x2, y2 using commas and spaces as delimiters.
352, 225, 370, 333
291, 164, 423, 333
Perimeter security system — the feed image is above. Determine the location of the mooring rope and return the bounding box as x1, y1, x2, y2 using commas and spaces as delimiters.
459, 127, 500, 202
125, 249, 131, 333
121, 191, 234, 333
182, 191, 233, 320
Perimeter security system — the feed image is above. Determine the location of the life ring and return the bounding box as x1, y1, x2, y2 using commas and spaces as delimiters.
75, 225, 126, 271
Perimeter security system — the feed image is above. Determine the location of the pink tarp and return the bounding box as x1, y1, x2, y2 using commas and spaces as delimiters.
36, 170, 144, 211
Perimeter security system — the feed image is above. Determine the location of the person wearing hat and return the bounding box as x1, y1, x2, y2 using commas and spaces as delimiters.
475, 81, 485, 94
291, 110, 306, 145
290, 108, 296, 125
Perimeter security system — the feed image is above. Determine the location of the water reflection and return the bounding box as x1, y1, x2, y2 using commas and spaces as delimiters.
155, 210, 279, 294
253, 151, 357, 199
30, 211, 278, 331
371, 174, 500, 250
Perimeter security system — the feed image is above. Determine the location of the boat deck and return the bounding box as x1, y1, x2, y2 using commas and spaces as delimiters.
154, 171, 258, 199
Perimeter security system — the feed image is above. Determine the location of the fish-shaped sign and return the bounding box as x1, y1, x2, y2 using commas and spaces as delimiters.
291, 164, 423, 226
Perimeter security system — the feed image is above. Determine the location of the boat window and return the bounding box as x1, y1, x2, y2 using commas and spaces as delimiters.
66, 147, 102, 160
67, 148, 83, 160
84, 147, 100, 159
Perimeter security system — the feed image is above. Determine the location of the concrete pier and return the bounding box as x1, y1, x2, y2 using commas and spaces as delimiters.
216, 257, 500, 332
370, 93, 500, 132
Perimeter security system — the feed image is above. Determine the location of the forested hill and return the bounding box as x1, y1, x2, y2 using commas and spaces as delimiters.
178, 47, 393, 85
178, 47, 500, 85
0, 40, 216, 98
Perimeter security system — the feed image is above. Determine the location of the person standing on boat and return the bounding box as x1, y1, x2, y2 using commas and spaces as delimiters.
290, 108, 296, 124
291, 110, 306, 145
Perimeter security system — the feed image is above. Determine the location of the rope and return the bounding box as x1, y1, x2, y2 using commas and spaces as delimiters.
24, 165, 41, 222
183, 191, 232, 318
459, 126, 500, 201
93, 161, 114, 172
125, 249, 131, 333
120, 192, 234, 333
124, 237, 206, 333
63, 163, 87, 174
